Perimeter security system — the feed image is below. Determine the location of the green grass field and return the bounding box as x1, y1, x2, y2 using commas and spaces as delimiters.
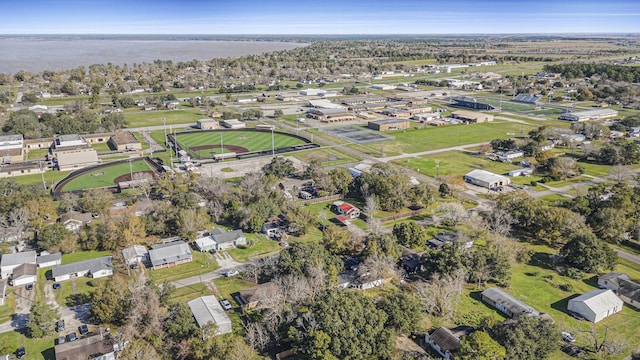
352, 121, 537, 156
175, 130, 306, 158
393, 150, 522, 177
147, 251, 219, 284
123, 109, 203, 128
60, 159, 155, 192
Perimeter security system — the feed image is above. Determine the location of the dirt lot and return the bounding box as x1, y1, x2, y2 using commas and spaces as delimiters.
198, 156, 306, 179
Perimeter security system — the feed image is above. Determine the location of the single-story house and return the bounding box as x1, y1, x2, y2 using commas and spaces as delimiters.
262, 220, 283, 239
58, 211, 94, 232
237, 282, 278, 309
148, 240, 193, 270
464, 169, 510, 189
0, 280, 5, 306
568, 289, 624, 323
210, 228, 247, 251
122, 245, 148, 267
0, 251, 37, 279
481, 287, 540, 318
598, 272, 640, 309
498, 150, 524, 160
188, 296, 232, 337
51, 256, 114, 282
36, 252, 62, 268
54, 334, 116, 360
194, 236, 217, 253
10, 263, 37, 286
332, 201, 361, 219
425, 326, 474, 360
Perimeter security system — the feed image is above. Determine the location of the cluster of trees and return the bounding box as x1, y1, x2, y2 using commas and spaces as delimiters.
544, 63, 640, 83
2, 107, 127, 139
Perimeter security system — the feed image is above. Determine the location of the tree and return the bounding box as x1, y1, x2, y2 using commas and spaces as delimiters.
278, 242, 343, 282
262, 156, 296, 178
323, 225, 354, 255
273, 109, 284, 118
492, 315, 559, 360
22, 197, 56, 231
392, 222, 426, 248
415, 269, 465, 320
580, 326, 626, 357
27, 301, 59, 338
165, 303, 199, 342
291, 290, 394, 360
589, 207, 630, 244
91, 279, 130, 324
329, 168, 352, 195
561, 232, 617, 273
363, 234, 401, 260
458, 331, 506, 360
79, 188, 113, 214
36, 223, 70, 252
377, 292, 423, 334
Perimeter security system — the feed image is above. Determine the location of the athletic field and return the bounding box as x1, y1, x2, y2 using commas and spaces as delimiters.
58, 159, 156, 192
175, 130, 307, 159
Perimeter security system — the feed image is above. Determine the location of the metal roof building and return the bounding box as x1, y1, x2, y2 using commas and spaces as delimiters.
464, 169, 510, 189
559, 109, 618, 122
568, 289, 623, 323
188, 296, 232, 337
481, 287, 540, 318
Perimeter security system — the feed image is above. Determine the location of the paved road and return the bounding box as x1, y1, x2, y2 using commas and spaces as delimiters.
378, 142, 489, 163
614, 249, 640, 265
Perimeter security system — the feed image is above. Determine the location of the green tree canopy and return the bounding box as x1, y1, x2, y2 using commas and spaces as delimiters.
560, 231, 617, 273
491, 315, 559, 360
377, 292, 423, 334
458, 331, 506, 360
291, 290, 394, 360
262, 156, 296, 179
27, 301, 60, 338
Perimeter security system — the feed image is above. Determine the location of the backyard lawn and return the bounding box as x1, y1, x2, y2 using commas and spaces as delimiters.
147, 251, 218, 284
227, 235, 282, 263
393, 150, 521, 177
169, 283, 212, 304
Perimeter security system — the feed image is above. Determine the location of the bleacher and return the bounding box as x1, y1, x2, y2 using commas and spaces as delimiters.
512, 94, 541, 104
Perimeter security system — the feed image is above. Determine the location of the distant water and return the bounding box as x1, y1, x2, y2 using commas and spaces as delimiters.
0, 37, 307, 74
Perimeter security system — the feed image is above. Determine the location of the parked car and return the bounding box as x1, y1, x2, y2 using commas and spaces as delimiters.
16, 347, 26, 359
562, 331, 576, 343
79, 324, 89, 335
25, 283, 33, 291
67, 332, 77, 342
53, 283, 61, 290
56, 320, 65, 332
57, 336, 66, 345
220, 299, 232, 311
223, 270, 239, 277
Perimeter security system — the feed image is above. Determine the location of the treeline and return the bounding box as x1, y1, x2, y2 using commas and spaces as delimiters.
543, 63, 640, 82
2, 108, 127, 139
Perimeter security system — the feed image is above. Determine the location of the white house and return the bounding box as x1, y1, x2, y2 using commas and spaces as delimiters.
10, 263, 37, 286
36, 252, 62, 268
51, 256, 114, 282
194, 236, 217, 253
210, 228, 247, 251
463, 169, 510, 189
148, 240, 192, 270
568, 289, 623, 323
598, 272, 640, 309
188, 296, 232, 338
332, 201, 361, 219
122, 245, 148, 267
0, 251, 37, 279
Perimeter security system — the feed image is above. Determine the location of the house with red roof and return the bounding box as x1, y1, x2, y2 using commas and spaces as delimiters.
332, 201, 361, 219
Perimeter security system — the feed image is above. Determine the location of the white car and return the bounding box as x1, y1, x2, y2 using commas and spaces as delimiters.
220, 299, 232, 310
562, 331, 576, 343
223, 270, 239, 277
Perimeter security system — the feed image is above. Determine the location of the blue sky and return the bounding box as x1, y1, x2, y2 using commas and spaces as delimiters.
1, 0, 638, 34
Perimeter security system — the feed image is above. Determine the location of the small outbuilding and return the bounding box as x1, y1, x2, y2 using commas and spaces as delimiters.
108, 132, 142, 151
425, 326, 474, 360
568, 289, 623, 323
197, 119, 219, 130
221, 119, 245, 129
122, 245, 148, 267
188, 295, 232, 337
36, 252, 62, 268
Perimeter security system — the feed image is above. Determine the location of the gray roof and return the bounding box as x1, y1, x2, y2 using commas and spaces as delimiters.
56, 150, 99, 167
465, 169, 508, 184
482, 287, 540, 317
211, 229, 245, 244
0, 280, 5, 295
1, 251, 37, 267
570, 289, 623, 313
52, 256, 113, 278
369, 119, 409, 125
618, 278, 640, 302
188, 296, 232, 329
57, 134, 83, 142
428, 327, 462, 353
37, 252, 62, 265
148, 241, 192, 267
12, 263, 37, 278
0, 134, 23, 142
122, 245, 148, 263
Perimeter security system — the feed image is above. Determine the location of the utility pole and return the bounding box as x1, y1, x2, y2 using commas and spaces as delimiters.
39, 161, 46, 190
271, 127, 275, 156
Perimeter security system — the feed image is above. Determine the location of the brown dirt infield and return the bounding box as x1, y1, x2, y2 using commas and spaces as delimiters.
189, 144, 249, 159
113, 171, 156, 185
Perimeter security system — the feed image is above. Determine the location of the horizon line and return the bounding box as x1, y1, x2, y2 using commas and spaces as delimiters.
1, 32, 640, 36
